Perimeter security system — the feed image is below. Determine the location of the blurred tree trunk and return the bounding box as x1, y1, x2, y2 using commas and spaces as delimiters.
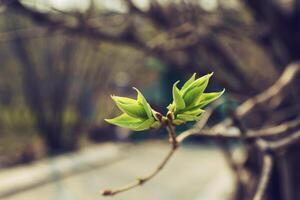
10, 34, 74, 154
6, 16, 81, 155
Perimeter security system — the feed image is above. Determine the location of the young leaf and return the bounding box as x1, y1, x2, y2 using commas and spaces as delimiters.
105, 114, 155, 131
183, 73, 212, 96
182, 86, 203, 107
167, 103, 175, 112
105, 114, 145, 130
134, 118, 155, 131
173, 119, 185, 125
181, 73, 196, 92
133, 87, 153, 118
176, 113, 199, 121
111, 96, 136, 104
151, 121, 161, 129
172, 81, 185, 112
111, 96, 147, 119
197, 89, 225, 108
182, 108, 205, 116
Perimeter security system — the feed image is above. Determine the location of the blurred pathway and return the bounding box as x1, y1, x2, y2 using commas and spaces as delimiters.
1, 142, 235, 200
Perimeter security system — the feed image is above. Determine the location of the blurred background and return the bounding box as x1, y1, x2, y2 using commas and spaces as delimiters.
0, 0, 299, 200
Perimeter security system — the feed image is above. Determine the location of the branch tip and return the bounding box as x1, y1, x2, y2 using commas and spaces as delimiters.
101, 189, 113, 196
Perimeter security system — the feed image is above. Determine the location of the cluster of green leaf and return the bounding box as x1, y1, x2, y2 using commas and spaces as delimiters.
105, 88, 160, 131
105, 73, 224, 130
167, 73, 224, 125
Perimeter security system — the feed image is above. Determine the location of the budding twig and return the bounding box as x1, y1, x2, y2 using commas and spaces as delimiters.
101, 104, 223, 197
101, 118, 178, 196
102, 145, 177, 196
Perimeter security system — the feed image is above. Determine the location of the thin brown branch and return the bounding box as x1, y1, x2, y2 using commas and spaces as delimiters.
182, 118, 300, 152
178, 117, 300, 142
253, 117, 300, 138
253, 154, 273, 200
102, 144, 177, 196
176, 128, 238, 143
102, 123, 178, 196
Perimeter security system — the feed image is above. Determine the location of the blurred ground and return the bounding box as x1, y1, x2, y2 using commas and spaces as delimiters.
0, 142, 235, 200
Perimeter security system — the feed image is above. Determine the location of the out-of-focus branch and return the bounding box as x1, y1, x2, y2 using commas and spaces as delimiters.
102, 119, 178, 196
1, 0, 206, 57
236, 62, 300, 118
253, 118, 300, 138
257, 130, 300, 152
102, 138, 177, 196
1, 0, 256, 56
2, 0, 148, 50
252, 154, 273, 200
177, 117, 300, 142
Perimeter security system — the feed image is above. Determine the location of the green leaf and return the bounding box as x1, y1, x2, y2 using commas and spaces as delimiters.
176, 113, 199, 122
151, 121, 161, 129
183, 73, 213, 97
181, 73, 196, 92
110, 96, 137, 104
167, 103, 175, 112
197, 89, 225, 108
175, 107, 204, 123
183, 104, 203, 112
105, 114, 144, 130
183, 108, 205, 116
173, 119, 185, 125
133, 87, 153, 118
172, 81, 185, 112
135, 118, 155, 131
105, 114, 155, 131
111, 96, 147, 119
182, 86, 204, 107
